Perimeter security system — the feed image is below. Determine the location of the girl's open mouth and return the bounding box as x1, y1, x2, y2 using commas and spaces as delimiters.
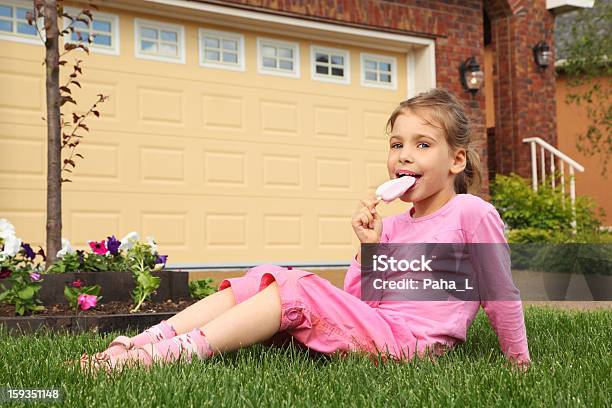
396, 172, 421, 179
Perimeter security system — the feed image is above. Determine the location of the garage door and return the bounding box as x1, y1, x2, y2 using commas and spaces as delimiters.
0, 6, 413, 265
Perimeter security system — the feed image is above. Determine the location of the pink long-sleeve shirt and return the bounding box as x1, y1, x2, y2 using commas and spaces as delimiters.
343, 193, 531, 363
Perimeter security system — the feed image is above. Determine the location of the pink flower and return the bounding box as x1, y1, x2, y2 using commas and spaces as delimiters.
77, 294, 98, 311
87, 240, 108, 255
71, 279, 83, 288
29, 272, 41, 282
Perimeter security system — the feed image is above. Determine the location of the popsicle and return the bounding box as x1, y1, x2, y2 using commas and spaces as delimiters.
375, 176, 417, 203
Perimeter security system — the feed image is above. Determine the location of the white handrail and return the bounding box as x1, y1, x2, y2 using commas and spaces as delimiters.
523, 137, 585, 172
522, 137, 585, 233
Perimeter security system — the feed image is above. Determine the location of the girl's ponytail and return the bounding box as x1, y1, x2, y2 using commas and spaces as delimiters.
454, 145, 483, 194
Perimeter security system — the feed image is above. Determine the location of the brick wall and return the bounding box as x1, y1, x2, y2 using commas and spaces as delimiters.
487, 0, 557, 179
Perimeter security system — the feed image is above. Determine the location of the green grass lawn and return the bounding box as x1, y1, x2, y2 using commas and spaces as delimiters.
1, 306, 610, 407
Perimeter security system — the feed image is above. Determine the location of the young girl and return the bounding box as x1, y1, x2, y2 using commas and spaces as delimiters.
78, 88, 530, 373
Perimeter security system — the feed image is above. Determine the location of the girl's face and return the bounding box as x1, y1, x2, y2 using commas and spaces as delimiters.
387, 109, 465, 203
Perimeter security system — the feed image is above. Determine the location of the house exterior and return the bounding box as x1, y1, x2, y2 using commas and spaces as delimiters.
0, 0, 598, 267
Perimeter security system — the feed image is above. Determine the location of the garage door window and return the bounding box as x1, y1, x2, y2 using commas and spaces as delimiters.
257, 37, 300, 78
361, 53, 397, 90
0, 0, 45, 45
199, 28, 244, 71
311, 46, 350, 84
63, 8, 119, 55
135, 18, 185, 64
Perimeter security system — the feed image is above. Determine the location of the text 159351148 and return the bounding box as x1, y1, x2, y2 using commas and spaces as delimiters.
0, 388, 62, 402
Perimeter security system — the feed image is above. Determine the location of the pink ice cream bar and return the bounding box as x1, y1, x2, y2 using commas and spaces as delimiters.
375, 176, 416, 203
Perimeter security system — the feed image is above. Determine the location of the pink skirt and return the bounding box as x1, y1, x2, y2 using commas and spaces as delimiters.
219, 264, 421, 360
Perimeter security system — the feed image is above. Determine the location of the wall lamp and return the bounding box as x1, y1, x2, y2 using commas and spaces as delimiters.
458, 56, 484, 97
533, 41, 553, 70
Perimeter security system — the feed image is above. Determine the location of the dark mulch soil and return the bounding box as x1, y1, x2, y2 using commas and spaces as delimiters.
0, 298, 199, 317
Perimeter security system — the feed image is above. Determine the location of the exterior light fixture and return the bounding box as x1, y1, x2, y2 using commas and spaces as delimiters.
458, 56, 484, 96
533, 41, 553, 70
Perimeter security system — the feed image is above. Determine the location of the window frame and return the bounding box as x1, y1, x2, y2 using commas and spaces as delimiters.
256, 37, 300, 79
134, 17, 185, 64
360, 52, 398, 90
310, 45, 350, 85
0, 0, 45, 46
198, 28, 245, 72
62, 7, 119, 56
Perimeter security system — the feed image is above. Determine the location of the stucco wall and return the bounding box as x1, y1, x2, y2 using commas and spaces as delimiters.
555, 75, 612, 226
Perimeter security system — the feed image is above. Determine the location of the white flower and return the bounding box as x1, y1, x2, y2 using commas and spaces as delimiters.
119, 231, 140, 251
0, 218, 16, 240
1, 234, 22, 258
57, 238, 75, 259
146, 236, 157, 254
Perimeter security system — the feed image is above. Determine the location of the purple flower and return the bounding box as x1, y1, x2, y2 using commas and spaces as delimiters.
21, 242, 36, 260
0, 267, 11, 279
106, 235, 121, 255
155, 254, 168, 265
30, 272, 41, 282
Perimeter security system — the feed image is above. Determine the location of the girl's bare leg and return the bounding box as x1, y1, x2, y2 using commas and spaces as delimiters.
166, 287, 236, 335
202, 281, 282, 353
81, 282, 282, 371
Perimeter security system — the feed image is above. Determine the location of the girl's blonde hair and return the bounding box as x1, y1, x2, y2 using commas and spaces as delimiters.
385, 88, 483, 195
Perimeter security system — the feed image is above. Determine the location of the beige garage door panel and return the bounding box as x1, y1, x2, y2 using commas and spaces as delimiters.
0, 50, 403, 146
0, 188, 380, 263
0, 124, 398, 199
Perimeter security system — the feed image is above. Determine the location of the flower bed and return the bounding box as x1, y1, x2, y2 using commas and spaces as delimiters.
0, 219, 216, 332
0, 298, 199, 334
36, 270, 190, 305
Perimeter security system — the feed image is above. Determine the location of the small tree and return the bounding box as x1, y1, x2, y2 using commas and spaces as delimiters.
559, 1, 611, 177
30, 0, 108, 265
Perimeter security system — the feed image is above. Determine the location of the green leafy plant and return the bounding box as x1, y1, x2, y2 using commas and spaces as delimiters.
64, 279, 102, 311
0, 271, 45, 316
506, 228, 567, 244
189, 278, 217, 300
530, 243, 612, 276
46, 250, 81, 273
125, 240, 162, 312
490, 173, 605, 243
492, 175, 610, 275
44, 232, 168, 312
47, 234, 166, 275
47, 250, 114, 273
0, 219, 46, 316
46, 235, 131, 273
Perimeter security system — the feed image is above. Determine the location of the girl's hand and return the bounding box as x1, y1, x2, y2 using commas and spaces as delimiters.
352, 197, 383, 244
